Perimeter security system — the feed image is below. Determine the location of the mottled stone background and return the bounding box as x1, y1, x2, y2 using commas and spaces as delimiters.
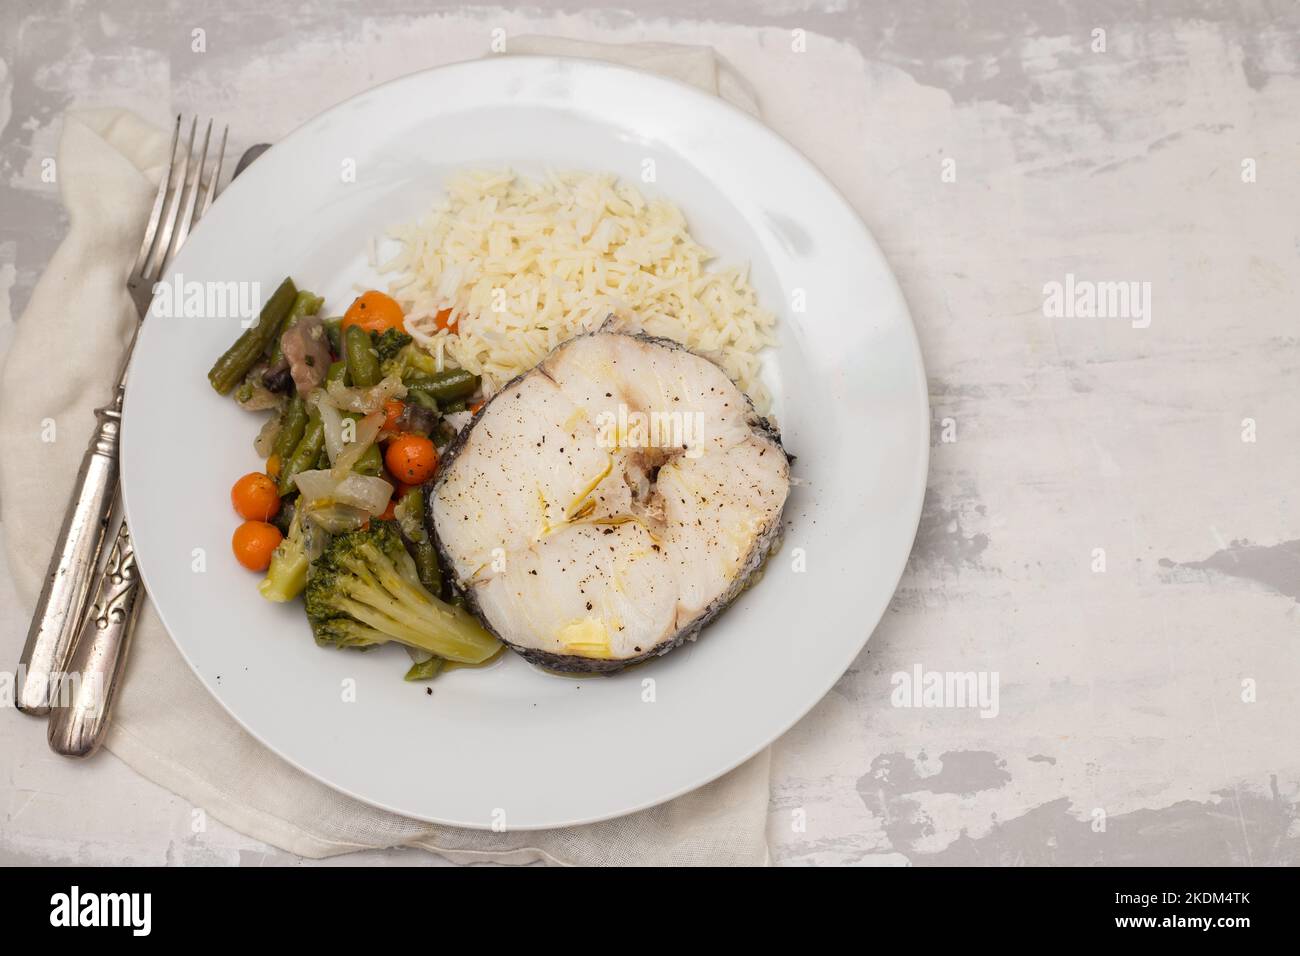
2, 0, 1297, 865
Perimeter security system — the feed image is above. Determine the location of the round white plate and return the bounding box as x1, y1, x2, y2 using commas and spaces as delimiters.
121, 57, 929, 828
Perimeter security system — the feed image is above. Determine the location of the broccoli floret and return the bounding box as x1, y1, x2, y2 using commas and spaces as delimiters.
304, 521, 500, 664
380, 341, 439, 382
372, 327, 412, 363
259, 509, 310, 602
404, 656, 444, 681
311, 617, 386, 649
373, 331, 415, 377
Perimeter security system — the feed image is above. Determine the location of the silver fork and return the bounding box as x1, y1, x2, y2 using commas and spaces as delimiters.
14, 116, 226, 748
48, 119, 233, 757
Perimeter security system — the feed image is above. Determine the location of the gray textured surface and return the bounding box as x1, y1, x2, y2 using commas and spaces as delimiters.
2, 0, 1298, 866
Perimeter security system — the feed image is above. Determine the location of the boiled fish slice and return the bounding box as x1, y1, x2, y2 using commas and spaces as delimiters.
474, 521, 679, 663
430, 330, 790, 672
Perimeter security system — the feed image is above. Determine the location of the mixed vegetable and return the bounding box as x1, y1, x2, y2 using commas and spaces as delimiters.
209, 278, 497, 681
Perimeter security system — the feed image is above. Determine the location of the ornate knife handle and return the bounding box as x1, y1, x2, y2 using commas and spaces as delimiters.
47, 520, 144, 757
15, 376, 125, 715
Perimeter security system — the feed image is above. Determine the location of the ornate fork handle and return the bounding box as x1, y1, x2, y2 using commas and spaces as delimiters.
47, 519, 144, 756
15, 373, 127, 715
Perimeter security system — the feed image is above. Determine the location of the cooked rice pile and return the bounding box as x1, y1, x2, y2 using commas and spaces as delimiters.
379, 170, 776, 412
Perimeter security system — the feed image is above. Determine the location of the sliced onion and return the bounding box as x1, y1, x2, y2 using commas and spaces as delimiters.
310, 391, 381, 469
331, 412, 385, 480
237, 382, 285, 412
325, 374, 406, 414
333, 473, 393, 513
253, 414, 281, 459
292, 469, 341, 504
299, 501, 370, 535
315, 399, 347, 464
301, 514, 330, 564
292, 469, 393, 516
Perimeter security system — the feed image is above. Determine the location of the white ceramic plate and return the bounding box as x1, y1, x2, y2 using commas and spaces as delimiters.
121, 57, 929, 828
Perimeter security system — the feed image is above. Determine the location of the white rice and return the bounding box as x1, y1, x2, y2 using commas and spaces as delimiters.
379, 169, 777, 411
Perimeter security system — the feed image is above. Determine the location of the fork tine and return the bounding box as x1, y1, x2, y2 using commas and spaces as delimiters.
199, 124, 229, 218
161, 119, 212, 272
131, 115, 181, 278
144, 117, 196, 280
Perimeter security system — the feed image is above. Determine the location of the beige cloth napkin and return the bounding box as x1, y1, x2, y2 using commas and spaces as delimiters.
0, 41, 772, 865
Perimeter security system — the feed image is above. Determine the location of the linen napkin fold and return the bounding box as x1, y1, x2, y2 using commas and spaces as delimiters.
0, 40, 772, 865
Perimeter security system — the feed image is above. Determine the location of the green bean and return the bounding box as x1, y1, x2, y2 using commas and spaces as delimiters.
343, 324, 380, 387
405, 388, 439, 413
394, 488, 440, 592
326, 359, 348, 386
295, 290, 324, 317
439, 398, 467, 414
322, 318, 343, 356
277, 410, 323, 495
267, 290, 324, 365
271, 397, 309, 461
353, 443, 383, 477
412, 544, 440, 593
405, 368, 480, 403
207, 277, 297, 394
